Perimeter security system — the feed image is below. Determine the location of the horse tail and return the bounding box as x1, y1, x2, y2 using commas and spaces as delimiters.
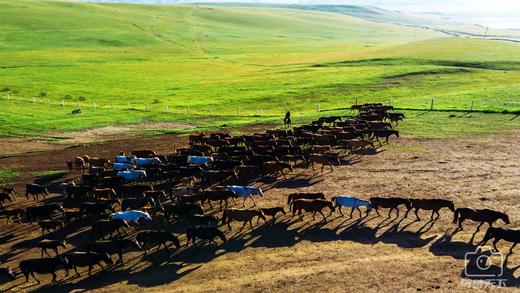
453, 208, 461, 224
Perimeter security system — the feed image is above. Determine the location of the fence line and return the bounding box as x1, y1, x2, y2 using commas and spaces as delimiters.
2, 94, 520, 118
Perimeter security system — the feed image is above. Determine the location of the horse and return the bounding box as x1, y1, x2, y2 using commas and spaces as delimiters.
19, 257, 68, 283
332, 196, 372, 218
38, 220, 64, 235
91, 219, 130, 240
1, 207, 24, 224
371, 129, 399, 145
26, 203, 64, 221
189, 214, 219, 227
25, 183, 48, 201
64, 252, 113, 276
479, 227, 520, 263
0, 192, 13, 208
225, 185, 263, 207
259, 207, 286, 225
410, 199, 455, 221
163, 202, 204, 222
186, 227, 227, 248
291, 199, 335, 222
222, 209, 266, 231
118, 170, 147, 183
369, 197, 412, 218
307, 154, 340, 172
200, 189, 237, 209
39, 239, 67, 257
188, 156, 214, 166
135, 230, 181, 254
453, 208, 510, 239
262, 161, 293, 180
111, 210, 152, 224
121, 197, 155, 211
87, 239, 142, 265
112, 163, 135, 171
287, 192, 326, 207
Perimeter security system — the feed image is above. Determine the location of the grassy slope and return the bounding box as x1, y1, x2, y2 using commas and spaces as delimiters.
1, 1, 520, 139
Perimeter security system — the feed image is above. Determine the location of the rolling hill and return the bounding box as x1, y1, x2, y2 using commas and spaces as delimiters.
1, 0, 520, 138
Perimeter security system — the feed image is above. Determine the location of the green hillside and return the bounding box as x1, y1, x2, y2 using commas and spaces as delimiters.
1, 1, 520, 139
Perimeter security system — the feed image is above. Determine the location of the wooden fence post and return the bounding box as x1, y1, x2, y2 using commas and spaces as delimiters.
430, 98, 434, 111
470, 100, 474, 112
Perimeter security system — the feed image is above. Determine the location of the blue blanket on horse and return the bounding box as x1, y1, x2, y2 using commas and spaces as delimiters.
225, 185, 263, 197
188, 156, 214, 166
118, 170, 147, 183
112, 163, 134, 171
334, 196, 371, 209
135, 157, 161, 167
116, 155, 136, 164
111, 210, 152, 224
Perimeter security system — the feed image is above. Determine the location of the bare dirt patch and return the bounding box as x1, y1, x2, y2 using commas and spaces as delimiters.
0, 131, 519, 292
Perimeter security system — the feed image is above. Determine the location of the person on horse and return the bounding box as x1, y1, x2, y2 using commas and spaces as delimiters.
284, 111, 291, 128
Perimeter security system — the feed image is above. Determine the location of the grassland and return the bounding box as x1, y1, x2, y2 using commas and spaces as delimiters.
1, 1, 520, 139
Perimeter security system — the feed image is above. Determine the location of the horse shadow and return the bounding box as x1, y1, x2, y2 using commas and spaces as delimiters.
429, 233, 477, 260
461, 247, 520, 287
248, 221, 300, 248
376, 221, 437, 249
337, 220, 379, 245
273, 177, 322, 189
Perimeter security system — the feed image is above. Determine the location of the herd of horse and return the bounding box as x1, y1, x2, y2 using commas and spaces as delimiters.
0, 103, 517, 287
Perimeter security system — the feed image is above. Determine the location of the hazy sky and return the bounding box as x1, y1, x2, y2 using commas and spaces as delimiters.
323, 0, 520, 13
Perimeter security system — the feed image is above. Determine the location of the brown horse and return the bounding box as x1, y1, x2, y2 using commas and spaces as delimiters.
39, 239, 67, 257
453, 208, 510, 241
291, 199, 335, 222
262, 161, 293, 180
307, 154, 340, 172
370, 197, 412, 218
222, 208, 266, 231
410, 199, 455, 221
259, 207, 286, 225
479, 227, 519, 264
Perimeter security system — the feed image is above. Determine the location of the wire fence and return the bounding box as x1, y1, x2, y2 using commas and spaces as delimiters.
2, 94, 520, 118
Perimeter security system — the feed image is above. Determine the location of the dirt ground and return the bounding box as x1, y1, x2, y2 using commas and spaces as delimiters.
0, 129, 519, 292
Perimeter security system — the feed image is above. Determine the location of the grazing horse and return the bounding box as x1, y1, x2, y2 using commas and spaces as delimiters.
259, 207, 286, 225
292, 199, 335, 222
370, 197, 412, 218
225, 185, 263, 207
479, 227, 520, 263
307, 154, 340, 172
39, 239, 67, 257
19, 257, 68, 283
222, 209, 267, 231
135, 230, 181, 254
453, 208, 510, 239
186, 227, 227, 248
332, 196, 372, 218
87, 239, 142, 265
64, 252, 113, 276
410, 199, 455, 221
25, 183, 48, 201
